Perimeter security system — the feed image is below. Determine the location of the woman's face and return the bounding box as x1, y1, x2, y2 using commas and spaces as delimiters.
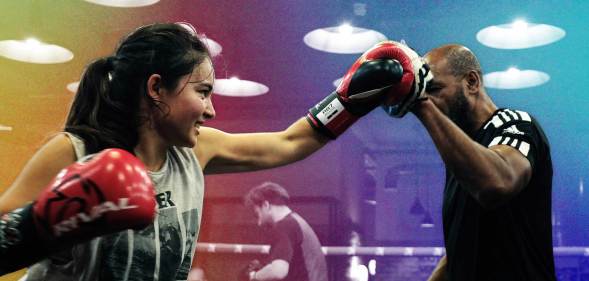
155, 58, 216, 148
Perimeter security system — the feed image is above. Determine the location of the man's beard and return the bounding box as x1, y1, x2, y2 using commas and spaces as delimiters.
447, 87, 470, 131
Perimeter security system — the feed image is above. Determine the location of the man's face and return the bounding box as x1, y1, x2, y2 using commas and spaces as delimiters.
424, 55, 470, 129
253, 202, 272, 227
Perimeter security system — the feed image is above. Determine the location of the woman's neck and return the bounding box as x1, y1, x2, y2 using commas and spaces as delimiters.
134, 126, 170, 171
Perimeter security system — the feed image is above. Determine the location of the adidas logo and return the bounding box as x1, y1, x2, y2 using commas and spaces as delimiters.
503, 125, 524, 135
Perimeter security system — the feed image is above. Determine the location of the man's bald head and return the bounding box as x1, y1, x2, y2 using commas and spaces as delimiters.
427, 44, 483, 80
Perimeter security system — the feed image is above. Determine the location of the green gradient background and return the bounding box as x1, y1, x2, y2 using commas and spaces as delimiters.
0, 1, 182, 193
0, 2, 182, 279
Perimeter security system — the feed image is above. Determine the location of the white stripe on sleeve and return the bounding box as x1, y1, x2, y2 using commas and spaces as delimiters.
488, 136, 503, 147
499, 111, 512, 123
516, 110, 531, 122
505, 109, 519, 120
490, 116, 504, 128
519, 141, 530, 156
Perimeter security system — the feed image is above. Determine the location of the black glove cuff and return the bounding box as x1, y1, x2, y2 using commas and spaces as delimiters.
0, 204, 50, 274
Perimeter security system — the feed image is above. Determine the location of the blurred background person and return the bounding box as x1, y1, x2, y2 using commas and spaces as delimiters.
240, 182, 328, 281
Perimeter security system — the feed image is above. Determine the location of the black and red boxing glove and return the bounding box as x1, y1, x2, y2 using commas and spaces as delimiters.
380, 42, 433, 118
0, 148, 156, 275
306, 41, 433, 138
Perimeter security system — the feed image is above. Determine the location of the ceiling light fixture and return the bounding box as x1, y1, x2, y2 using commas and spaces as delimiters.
177, 22, 222, 57
201, 37, 222, 57
338, 23, 354, 35
304, 23, 387, 54
84, 0, 159, 7
0, 124, 13, 132
67, 81, 80, 93
477, 19, 565, 49
0, 38, 73, 64
213, 77, 269, 97
420, 211, 435, 228
484, 67, 550, 89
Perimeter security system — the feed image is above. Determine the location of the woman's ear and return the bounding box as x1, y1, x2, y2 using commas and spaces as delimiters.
146, 74, 163, 100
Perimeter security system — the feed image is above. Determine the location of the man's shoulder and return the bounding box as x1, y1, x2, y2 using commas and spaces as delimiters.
278, 213, 301, 227
482, 108, 536, 131
274, 213, 308, 237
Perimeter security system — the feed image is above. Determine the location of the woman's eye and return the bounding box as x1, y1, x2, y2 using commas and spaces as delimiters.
195, 89, 206, 96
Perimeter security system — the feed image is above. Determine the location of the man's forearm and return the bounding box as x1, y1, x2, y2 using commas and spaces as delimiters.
414, 100, 519, 207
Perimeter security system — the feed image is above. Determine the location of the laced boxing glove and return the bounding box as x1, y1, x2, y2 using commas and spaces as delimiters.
0, 148, 156, 275
306, 40, 432, 138
380, 42, 433, 118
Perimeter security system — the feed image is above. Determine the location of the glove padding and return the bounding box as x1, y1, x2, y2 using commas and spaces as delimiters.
0, 148, 156, 275
306, 41, 407, 139
307, 40, 433, 138
237, 259, 262, 281
381, 42, 433, 117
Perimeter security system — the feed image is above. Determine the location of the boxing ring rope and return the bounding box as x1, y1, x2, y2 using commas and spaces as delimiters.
197, 243, 589, 257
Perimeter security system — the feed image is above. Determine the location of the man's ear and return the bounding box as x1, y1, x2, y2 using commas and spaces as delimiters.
262, 200, 270, 209
465, 70, 481, 93
146, 74, 163, 100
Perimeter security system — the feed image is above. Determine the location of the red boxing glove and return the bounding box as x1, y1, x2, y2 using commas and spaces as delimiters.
380, 41, 433, 118
0, 148, 156, 275
306, 41, 432, 138
33, 148, 156, 240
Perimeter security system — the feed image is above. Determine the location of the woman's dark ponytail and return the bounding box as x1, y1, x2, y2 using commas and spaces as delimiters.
64, 23, 210, 154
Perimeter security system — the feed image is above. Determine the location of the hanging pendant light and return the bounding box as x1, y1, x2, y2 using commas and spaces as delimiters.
484, 67, 549, 89
84, 0, 159, 7
0, 38, 73, 64
477, 19, 565, 49
304, 23, 387, 54
213, 77, 269, 97
420, 211, 434, 228
0, 124, 13, 132
201, 37, 222, 57
66, 81, 80, 93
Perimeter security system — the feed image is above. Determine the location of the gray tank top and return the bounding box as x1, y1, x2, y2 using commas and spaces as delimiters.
25, 133, 205, 281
